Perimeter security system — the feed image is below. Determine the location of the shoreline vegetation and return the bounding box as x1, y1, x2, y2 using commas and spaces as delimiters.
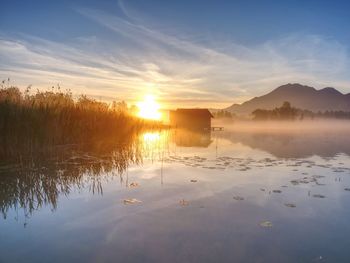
1, 79, 349, 155
0, 81, 164, 219
0, 80, 162, 156
214, 101, 350, 121
252, 101, 350, 121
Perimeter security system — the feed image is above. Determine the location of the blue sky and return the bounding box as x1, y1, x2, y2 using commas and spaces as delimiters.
1, 0, 350, 107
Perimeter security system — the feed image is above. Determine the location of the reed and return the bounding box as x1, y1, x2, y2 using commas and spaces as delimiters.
0, 80, 161, 155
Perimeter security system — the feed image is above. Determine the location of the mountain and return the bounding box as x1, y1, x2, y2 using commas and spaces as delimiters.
225, 83, 350, 115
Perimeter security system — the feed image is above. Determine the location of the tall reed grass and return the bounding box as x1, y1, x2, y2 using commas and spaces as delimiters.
0, 80, 160, 155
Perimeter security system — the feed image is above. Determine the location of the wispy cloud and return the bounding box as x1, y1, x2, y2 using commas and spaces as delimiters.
0, 4, 349, 108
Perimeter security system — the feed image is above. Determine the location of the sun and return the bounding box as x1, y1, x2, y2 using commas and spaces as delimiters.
137, 95, 161, 120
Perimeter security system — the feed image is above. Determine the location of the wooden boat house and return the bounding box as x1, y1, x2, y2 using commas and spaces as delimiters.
169, 108, 214, 130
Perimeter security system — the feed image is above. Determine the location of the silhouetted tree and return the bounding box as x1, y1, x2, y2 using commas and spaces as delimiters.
214, 110, 236, 119
252, 101, 297, 120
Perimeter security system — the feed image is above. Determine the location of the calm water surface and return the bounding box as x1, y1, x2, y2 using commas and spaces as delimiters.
1, 127, 350, 262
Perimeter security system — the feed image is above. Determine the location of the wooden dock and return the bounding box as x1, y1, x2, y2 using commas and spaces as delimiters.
165, 125, 224, 131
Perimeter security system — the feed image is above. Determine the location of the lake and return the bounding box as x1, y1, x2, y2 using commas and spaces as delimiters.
1, 123, 350, 262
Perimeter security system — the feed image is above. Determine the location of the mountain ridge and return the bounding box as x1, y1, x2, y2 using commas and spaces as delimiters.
225, 83, 350, 115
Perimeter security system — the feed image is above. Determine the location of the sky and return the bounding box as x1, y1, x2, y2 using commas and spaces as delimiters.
1, 0, 350, 108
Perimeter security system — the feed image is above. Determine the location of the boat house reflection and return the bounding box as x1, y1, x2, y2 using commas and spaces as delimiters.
173, 129, 212, 148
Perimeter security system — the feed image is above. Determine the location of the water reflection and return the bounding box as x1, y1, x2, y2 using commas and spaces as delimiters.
1, 127, 350, 262
219, 129, 350, 158
173, 129, 212, 147
141, 131, 169, 159
1, 127, 349, 221
0, 136, 145, 219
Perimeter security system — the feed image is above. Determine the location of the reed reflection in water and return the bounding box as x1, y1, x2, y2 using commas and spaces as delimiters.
1, 126, 350, 262
0, 128, 215, 220
0, 130, 163, 220
2, 126, 350, 222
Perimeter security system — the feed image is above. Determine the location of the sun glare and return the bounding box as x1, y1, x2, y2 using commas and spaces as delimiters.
137, 95, 161, 120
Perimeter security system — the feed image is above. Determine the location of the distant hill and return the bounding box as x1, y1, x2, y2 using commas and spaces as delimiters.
225, 83, 350, 115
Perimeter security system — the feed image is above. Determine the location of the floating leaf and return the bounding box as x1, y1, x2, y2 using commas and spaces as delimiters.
190, 180, 198, 183
313, 175, 325, 179
123, 198, 142, 205
273, 190, 282, 193
129, 182, 139, 188
285, 203, 296, 208
260, 221, 273, 228
313, 194, 326, 198
290, 180, 299, 185
179, 199, 189, 206
233, 196, 244, 201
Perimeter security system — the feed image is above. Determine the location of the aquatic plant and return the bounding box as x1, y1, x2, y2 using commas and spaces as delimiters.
0, 80, 161, 156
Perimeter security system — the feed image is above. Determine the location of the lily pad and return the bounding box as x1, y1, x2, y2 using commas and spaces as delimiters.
313, 175, 325, 179
259, 221, 273, 228
290, 180, 299, 185
123, 198, 142, 205
233, 196, 244, 201
285, 203, 296, 208
179, 199, 189, 206
313, 194, 326, 198
129, 182, 139, 188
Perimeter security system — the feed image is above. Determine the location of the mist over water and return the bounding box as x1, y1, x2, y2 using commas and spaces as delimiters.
215, 119, 350, 133
214, 119, 350, 158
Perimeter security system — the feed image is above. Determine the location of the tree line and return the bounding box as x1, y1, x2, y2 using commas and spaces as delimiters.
251, 101, 350, 120
213, 110, 236, 119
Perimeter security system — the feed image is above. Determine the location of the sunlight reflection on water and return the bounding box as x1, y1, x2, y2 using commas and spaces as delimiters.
1, 127, 350, 262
